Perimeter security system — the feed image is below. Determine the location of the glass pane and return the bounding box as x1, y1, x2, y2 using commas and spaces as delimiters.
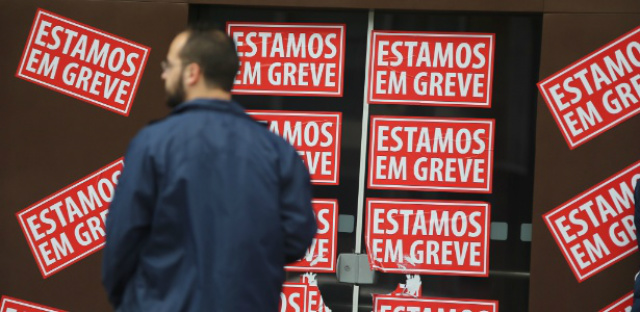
357, 11, 542, 312
190, 5, 369, 312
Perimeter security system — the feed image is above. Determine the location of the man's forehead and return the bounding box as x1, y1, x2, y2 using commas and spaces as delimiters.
168, 31, 190, 57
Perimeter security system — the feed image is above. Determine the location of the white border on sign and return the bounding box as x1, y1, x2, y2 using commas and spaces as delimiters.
16, 10, 149, 116
284, 199, 338, 272
248, 111, 341, 185
365, 199, 490, 276
543, 161, 640, 282
227, 23, 345, 97
368, 116, 494, 193
368, 31, 494, 107
373, 295, 498, 310
538, 27, 640, 149
601, 292, 633, 312
16, 159, 124, 278
0, 297, 61, 312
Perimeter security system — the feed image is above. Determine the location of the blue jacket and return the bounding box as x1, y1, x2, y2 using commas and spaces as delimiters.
102, 99, 317, 311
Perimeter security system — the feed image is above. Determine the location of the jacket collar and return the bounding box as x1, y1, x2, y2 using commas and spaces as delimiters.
171, 98, 247, 117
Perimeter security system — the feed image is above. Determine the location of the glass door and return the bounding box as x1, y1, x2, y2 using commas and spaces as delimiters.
191, 6, 541, 311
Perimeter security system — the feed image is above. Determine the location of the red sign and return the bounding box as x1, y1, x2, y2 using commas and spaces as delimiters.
538, 25, 640, 149
543, 160, 640, 282
228, 22, 345, 97
16, 159, 124, 278
16, 9, 149, 116
373, 294, 498, 312
1, 296, 65, 312
600, 292, 633, 312
279, 283, 308, 312
368, 116, 494, 193
286, 199, 338, 272
366, 198, 490, 276
249, 110, 342, 184
368, 31, 494, 107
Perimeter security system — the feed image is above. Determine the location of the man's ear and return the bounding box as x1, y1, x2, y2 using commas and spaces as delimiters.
184, 63, 202, 86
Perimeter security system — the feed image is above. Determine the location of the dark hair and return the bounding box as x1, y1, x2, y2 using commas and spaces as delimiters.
178, 29, 239, 92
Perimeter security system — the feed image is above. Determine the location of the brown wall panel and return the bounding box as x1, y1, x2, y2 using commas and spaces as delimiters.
100, 0, 544, 13
544, 0, 640, 14
529, 14, 640, 312
0, 0, 187, 310
195, 0, 543, 12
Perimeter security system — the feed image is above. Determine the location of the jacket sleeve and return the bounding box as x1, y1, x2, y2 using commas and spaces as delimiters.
279, 145, 317, 264
102, 130, 156, 308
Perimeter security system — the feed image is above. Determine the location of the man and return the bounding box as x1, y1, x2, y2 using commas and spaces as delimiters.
102, 29, 317, 311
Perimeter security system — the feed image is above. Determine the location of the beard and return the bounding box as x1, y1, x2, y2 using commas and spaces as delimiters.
166, 75, 186, 109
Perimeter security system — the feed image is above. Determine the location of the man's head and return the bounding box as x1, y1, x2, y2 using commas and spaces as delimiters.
162, 29, 239, 108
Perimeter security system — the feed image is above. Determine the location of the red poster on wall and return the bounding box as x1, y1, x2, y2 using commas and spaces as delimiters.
538, 25, 640, 149
372, 294, 498, 312
15, 158, 123, 278
368, 31, 495, 107
543, 160, 640, 282
368, 115, 494, 193
600, 291, 633, 312
0, 296, 65, 312
227, 22, 345, 97
286, 199, 338, 273
366, 198, 490, 276
16, 9, 150, 116
249, 110, 341, 185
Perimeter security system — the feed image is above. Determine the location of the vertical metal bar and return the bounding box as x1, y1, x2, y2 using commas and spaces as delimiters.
352, 8, 375, 312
